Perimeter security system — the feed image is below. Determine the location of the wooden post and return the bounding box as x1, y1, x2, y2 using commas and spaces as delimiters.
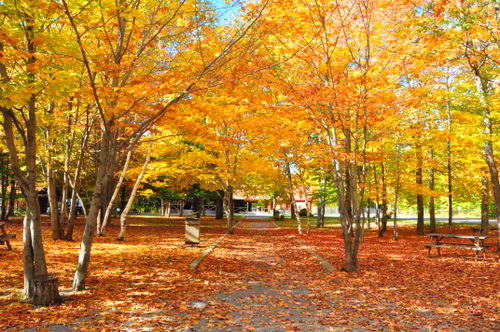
28, 274, 62, 306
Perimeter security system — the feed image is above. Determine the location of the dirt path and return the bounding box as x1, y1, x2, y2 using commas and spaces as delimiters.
175, 218, 335, 331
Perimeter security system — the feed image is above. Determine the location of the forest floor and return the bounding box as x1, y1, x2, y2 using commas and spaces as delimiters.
0, 216, 499, 331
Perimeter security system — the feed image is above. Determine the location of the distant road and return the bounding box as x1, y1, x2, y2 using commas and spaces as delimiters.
128, 212, 499, 225
386, 216, 498, 225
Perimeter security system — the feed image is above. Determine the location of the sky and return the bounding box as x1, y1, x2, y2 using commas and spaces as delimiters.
210, 0, 242, 23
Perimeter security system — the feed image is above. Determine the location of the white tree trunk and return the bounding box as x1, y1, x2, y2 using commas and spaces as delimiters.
98, 148, 133, 236
117, 142, 152, 240
73, 128, 117, 291
284, 161, 302, 235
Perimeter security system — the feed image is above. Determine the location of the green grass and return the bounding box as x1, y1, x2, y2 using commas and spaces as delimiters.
274, 216, 342, 228
273, 217, 478, 229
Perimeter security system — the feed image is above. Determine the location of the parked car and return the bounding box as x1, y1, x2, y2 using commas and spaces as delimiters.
47, 199, 83, 216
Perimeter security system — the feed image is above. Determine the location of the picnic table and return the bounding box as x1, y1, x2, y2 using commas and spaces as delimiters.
472, 226, 498, 235
0, 222, 16, 250
422, 233, 489, 262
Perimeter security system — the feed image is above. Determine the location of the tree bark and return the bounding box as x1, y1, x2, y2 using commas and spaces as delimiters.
117, 142, 152, 241
416, 144, 425, 235
429, 152, 436, 233
65, 108, 91, 240
28, 275, 62, 306
0, 19, 57, 301
481, 175, 490, 236
46, 164, 61, 240
329, 127, 360, 272
215, 196, 224, 219
465, 32, 500, 247
366, 198, 371, 230
446, 84, 454, 232
223, 186, 234, 234
378, 163, 388, 237
284, 161, 302, 235
99, 148, 133, 236
0, 154, 9, 221
72, 128, 117, 291
316, 176, 326, 228
393, 139, 402, 241
8, 180, 17, 217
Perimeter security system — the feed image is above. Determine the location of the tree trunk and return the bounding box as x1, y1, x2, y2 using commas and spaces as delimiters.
393, 140, 402, 241
372, 165, 381, 230
72, 128, 117, 291
481, 175, 490, 236
99, 148, 133, 236
0, 154, 9, 221
329, 127, 361, 272
28, 274, 62, 306
366, 198, 371, 230
298, 170, 311, 235
65, 119, 91, 241
215, 196, 224, 219
223, 186, 234, 234
165, 200, 172, 217
0, 21, 57, 302
378, 163, 388, 237
316, 177, 326, 228
429, 154, 436, 233
42, 103, 64, 240
416, 144, 425, 235
8, 180, 16, 217
201, 199, 206, 216
117, 142, 152, 241
59, 135, 72, 240
46, 166, 61, 240
179, 200, 184, 217
316, 201, 325, 228
446, 90, 454, 232
467, 41, 500, 248
284, 161, 302, 235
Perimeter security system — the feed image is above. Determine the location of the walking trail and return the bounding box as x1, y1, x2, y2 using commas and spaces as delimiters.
175, 217, 337, 331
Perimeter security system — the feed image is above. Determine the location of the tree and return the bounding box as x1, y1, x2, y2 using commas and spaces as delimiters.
261, 0, 419, 271
60, 0, 272, 289
0, 152, 14, 221
425, 0, 500, 244
117, 141, 153, 240
0, 1, 61, 302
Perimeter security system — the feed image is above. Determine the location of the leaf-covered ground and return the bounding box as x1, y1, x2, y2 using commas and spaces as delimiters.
0, 216, 499, 331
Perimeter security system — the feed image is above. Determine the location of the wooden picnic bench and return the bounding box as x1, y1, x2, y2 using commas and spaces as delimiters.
422, 233, 489, 262
0, 222, 16, 250
472, 226, 498, 235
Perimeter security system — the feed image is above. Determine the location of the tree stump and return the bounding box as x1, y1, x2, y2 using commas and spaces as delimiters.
28, 274, 62, 306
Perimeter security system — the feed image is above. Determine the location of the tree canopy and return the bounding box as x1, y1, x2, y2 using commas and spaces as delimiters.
2, 0, 500, 298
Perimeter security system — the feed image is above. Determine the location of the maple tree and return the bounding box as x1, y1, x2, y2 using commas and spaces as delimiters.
254, 0, 427, 271
5, 0, 500, 309
0, 0, 64, 301
59, 0, 272, 290
1, 0, 273, 297
411, 0, 500, 244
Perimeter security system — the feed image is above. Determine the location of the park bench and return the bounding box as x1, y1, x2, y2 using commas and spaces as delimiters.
422, 233, 489, 262
472, 226, 498, 235
0, 222, 16, 250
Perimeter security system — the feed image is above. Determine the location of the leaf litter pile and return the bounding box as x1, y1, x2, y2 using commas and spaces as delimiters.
0, 216, 499, 331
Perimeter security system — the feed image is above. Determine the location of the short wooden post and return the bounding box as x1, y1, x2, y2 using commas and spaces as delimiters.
185, 218, 200, 245
28, 274, 62, 306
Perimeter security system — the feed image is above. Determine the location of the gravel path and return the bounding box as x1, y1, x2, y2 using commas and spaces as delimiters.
178, 218, 336, 331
